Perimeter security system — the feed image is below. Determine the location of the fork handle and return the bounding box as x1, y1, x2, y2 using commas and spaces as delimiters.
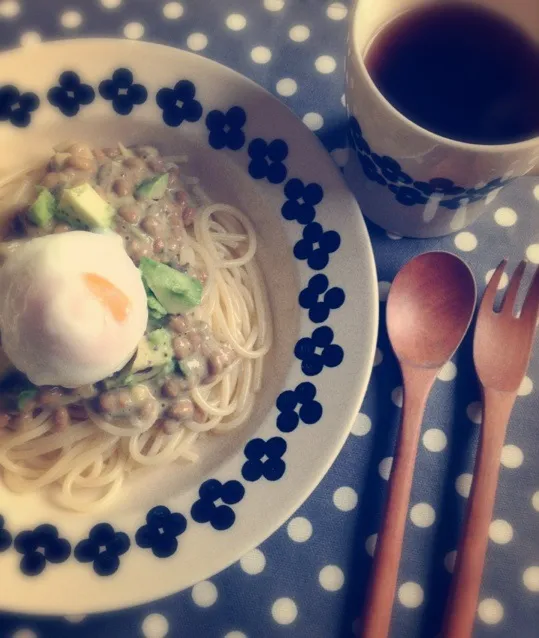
360, 365, 436, 638
442, 387, 516, 638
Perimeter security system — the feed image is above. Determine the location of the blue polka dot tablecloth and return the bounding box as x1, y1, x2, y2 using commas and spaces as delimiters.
0, 1, 538, 637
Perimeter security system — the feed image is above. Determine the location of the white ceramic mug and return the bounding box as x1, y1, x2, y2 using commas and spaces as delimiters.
344, 0, 539, 238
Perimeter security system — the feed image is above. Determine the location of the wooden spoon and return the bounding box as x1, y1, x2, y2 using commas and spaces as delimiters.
360, 251, 476, 638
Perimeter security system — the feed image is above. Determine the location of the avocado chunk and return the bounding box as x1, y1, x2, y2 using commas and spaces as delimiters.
58, 183, 115, 229
140, 257, 202, 315
28, 188, 56, 227
136, 173, 169, 200
131, 329, 173, 373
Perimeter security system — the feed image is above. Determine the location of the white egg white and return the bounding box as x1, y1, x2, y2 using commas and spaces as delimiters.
0, 230, 148, 387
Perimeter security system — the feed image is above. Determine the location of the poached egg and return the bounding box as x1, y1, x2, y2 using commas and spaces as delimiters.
0, 230, 148, 387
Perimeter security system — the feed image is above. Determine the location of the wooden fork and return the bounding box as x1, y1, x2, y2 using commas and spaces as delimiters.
442, 260, 539, 638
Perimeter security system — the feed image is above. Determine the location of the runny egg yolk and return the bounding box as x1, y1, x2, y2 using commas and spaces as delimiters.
83, 272, 131, 323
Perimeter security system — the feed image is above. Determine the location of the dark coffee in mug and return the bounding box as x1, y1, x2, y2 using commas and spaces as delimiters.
364, 3, 539, 145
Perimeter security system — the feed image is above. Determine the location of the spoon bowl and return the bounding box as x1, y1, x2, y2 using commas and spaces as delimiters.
387, 251, 477, 368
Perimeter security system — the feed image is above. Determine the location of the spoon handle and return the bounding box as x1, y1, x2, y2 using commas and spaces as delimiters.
442, 387, 515, 638
360, 365, 436, 638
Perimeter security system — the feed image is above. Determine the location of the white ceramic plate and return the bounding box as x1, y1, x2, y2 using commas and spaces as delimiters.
0, 39, 378, 615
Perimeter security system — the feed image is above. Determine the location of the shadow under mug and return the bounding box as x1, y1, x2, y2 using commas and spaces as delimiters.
344, 0, 539, 238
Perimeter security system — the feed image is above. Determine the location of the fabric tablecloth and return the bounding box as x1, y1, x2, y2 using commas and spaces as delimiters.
0, 1, 538, 637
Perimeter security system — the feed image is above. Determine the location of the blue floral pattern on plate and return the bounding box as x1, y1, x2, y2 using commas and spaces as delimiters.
136, 506, 187, 558
242, 437, 287, 482
14, 525, 71, 576
293, 222, 341, 270
248, 138, 288, 184
99, 68, 147, 115
0, 85, 39, 127
191, 479, 245, 531
0, 515, 12, 552
206, 106, 246, 150
299, 274, 345, 323
281, 178, 324, 225
156, 80, 203, 127
48, 71, 95, 117
276, 382, 323, 433
74, 523, 130, 577
294, 326, 344, 376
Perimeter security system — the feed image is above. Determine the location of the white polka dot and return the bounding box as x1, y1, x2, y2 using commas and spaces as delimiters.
123, 22, 144, 39
225, 632, 247, 638
271, 598, 297, 625
333, 486, 358, 511
454, 231, 478, 251
226, 13, 246, 30
438, 361, 457, 381
351, 412, 371, 436
523, 566, 539, 592
532, 491, 539, 511
444, 550, 457, 573
0, 0, 19, 18
11, 631, 37, 638
19, 31, 42, 47
526, 244, 539, 264
289, 25, 310, 42
518, 376, 533, 396
398, 582, 424, 608
287, 516, 312, 542
365, 533, 377, 557
378, 456, 393, 480
60, 10, 83, 28
276, 78, 297, 97
251, 46, 272, 64
163, 2, 183, 19
327, 2, 348, 20
315, 55, 337, 74
101, 0, 123, 8
192, 581, 218, 607
319, 565, 345, 591
187, 32, 208, 51
494, 207, 517, 227
410, 503, 435, 527
485, 268, 509, 289
302, 112, 324, 131
456, 473, 473, 498
378, 280, 391, 301
489, 519, 513, 544
65, 615, 86, 623
391, 386, 403, 408
386, 231, 402, 240
373, 347, 383, 366
501, 444, 523, 468
534, 185, 539, 201
340, 93, 346, 107
240, 548, 266, 575
330, 147, 349, 168
264, 0, 285, 11
466, 401, 482, 424
478, 598, 504, 624
142, 613, 169, 638
423, 428, 447, 452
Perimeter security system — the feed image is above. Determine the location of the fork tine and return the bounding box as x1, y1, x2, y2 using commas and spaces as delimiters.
500, 260, 527, 314
520, 265, 539, 325
481, 259, 507, 311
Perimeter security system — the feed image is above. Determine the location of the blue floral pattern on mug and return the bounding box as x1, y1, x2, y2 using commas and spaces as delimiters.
348, 115, 511, 209
276, 382, 323, 433
242, 437, 287, 482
